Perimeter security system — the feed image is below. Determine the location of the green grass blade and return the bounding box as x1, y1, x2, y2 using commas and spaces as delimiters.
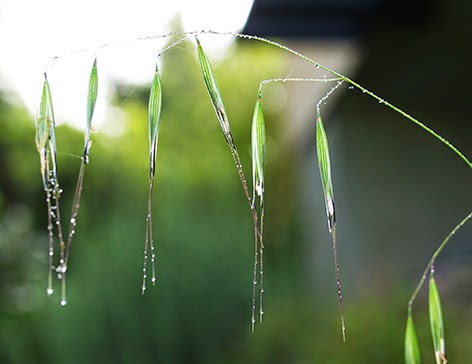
316, 114, 335, 233
405, 314, 421, 364
84, 58, 98, 163
251, 91, 266, 201
43, 75, 59, 182
36, 75, 55, 189
36, 76, 49, 155
148, 63, 162, 180
196, 37, 235, 148
429, 270, 446, 364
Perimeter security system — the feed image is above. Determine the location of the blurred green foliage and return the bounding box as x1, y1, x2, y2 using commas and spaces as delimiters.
0, 38, 471, 364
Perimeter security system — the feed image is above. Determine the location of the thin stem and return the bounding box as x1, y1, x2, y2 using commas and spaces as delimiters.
260, 77, 343, 86
331, 225, 346, 342
229, 147, 261, 239
150, 202, 156, 286
251, 212, 259, 333
228, 146, 263, 331
316, 81, 344, 113
52, 183, 65, 269
142, 179, 155, 294
259, 199, 265, 324
408, 210, 472, 314
44, 154, 54, 296
64, 160, 86, 267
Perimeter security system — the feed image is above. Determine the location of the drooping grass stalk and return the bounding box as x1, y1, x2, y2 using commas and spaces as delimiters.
43, 76, 68, 304
196, 38, 266, 329
36, 76, 53, 294
142, 63, 162, 294
251, 89, 266, 329
315, 81, 346, 341
63, 58, 98, 299
36, 75, 67, 301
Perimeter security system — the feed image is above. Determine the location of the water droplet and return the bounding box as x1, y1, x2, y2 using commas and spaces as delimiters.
151, 277, 156, 284
70, 218, 76, 224
348, 85, 354, 89
49, 250, 54, 257
60, 299, 67, 306
47, 287, 54, 295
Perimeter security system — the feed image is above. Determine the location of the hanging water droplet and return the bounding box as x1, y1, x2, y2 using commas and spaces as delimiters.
151, 277, 156, 284
60, 299, 67, 306
47, 287, 54, 295
348, 85, 354, 89
70, 217, 76, 224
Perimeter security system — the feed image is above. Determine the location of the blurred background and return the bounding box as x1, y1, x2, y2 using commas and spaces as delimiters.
0, 0, 471, 363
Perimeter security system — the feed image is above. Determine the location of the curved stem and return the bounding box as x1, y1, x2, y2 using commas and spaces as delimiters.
224, 31, 472, 170
46, 30, 472, 170
408, 210, 472, 314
